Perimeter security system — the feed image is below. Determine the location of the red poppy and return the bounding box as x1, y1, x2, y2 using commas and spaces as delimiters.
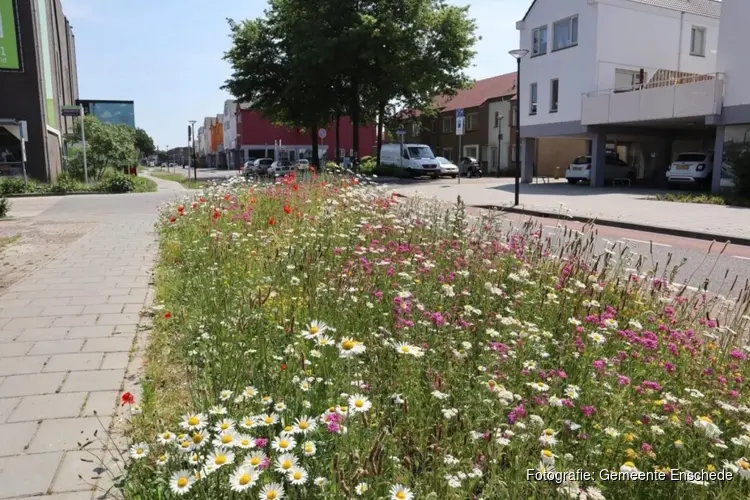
283, 205, 292, 214
177, 204, 185, 212
250, 197, 257, 204
169, 216, 177, 224
164, 311, 173, 319
292, 184, 299, 191
281, 363, 288, 371
121, 391, 135, 406
269, 216, 276, 226
199, 197, 206, 203
224, 194, 233, 201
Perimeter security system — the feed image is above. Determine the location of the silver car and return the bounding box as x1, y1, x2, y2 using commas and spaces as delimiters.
436, 157, 459, 178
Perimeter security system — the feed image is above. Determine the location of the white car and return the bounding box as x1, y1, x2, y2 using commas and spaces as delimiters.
566, 154, 634, 184
435, 157, 458, 178
295, 159, 310, 171
267, 160, 294, 176
666, 152, 714, 188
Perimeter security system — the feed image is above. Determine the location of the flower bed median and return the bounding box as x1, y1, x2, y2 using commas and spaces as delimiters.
121, 173, 750, 499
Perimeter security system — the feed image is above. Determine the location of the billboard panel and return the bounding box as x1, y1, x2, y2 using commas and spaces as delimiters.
79, 100, 136, 127
0, 0, 21, 71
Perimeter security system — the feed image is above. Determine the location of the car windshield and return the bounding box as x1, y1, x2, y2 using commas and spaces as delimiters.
436, 157, 451, 165
676, 153, 707, 162
572, 156, 591, 165
407, 146, 435, 159
259, 159, 273, 165
298, 160, 308, 164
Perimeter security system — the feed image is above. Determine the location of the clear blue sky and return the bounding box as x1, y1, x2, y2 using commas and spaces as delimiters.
64, 0, 528, 148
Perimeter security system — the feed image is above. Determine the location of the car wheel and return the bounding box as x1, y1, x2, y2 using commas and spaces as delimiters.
451, 175, 457, 179
567, 179, 578, 185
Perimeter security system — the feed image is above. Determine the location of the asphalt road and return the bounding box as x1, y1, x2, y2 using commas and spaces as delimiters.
480, 209, 750, 297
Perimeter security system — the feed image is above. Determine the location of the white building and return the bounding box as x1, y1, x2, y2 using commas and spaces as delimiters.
487, 100, 513, 171
517, 0, 727, 190
222, 100, 239, 169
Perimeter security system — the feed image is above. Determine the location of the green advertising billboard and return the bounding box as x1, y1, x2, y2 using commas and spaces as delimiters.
0, 0, 22, 71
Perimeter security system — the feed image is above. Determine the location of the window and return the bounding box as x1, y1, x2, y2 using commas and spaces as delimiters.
550, 79, 559, 113
412, 122, 420, 136
530, 83, 538, 115
443, 148, 453, 162
494, 111, 502, 128
532, 26, 548, 56
442, 116, 454, 133
463, 145, 478, 159
614, 69, 646, 92
553, 15, 578, 50
466, 112, 479, 131
691, 26, 706, 56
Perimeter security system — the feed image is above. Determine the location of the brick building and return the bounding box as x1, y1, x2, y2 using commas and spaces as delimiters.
0, 0, 79, 181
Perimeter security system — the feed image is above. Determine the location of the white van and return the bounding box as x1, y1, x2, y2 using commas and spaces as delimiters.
380, 144, 440, 177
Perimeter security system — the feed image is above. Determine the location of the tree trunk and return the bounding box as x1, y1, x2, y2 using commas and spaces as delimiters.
351, 80, 360, 162
376, 100, 386, 169
311, 125, 320, 169
335, 113, 341, 165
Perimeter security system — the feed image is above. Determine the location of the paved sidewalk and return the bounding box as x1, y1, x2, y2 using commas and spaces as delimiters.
0, 175, 183, 499
392, 178, 750, 241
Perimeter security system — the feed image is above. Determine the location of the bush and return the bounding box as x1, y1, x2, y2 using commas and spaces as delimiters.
49, 173, 90, 193
120, 177, 750, 499
132, 176, 158, 193
360, 157, 378, 174
0, 196, 9, 218
0, 176, 31, 195
98, 172, 135, 193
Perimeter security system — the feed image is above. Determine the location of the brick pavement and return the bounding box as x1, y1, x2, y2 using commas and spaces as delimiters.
0, 175, 183, 499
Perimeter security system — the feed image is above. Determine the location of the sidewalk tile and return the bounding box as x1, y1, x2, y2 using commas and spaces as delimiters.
26, 416, 111, 453
50, 450, 104, 494
100, 352, 129, 370
0, 398, 20, 423
28, 340, 85, 356
81, 391, 119, 417
15, 327, 71, 342
66, 326, 115, 339
43, 353, 104, 372
0, 342, 33, 358
0, 355, 49, 376
0, 451, 64, 498
0, 373, 65, 397
0, 421, 38, 456
51, 315, 99, 328
8, 393, 87, 422
62, 370, 125, 392
81, 337, 134, 353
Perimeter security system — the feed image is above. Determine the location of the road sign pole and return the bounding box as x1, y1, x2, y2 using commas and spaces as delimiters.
456, 108, 464, 185
80, 105, 88, 184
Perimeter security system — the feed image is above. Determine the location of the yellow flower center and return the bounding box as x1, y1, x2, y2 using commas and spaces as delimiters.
284, 425, 293, 432
305, 444, 313, 453
320, 339, 329, 345
624, 461, 635, 468
264, 417, 274, 424
544, 429, 554, 436
159, 455, 167, 461
136, 448, 143, 454
396, 492, 406, 500
162, 433, 171, 439
488, 380, 497, 388
215, 455, 227, 465
222, 435, 233, 444
241, 439, 250, 446
268, 491, 278, 500
293, 471, 303, 480
239, 473, 252, 485
220, 423, 230, 430
192, 434, 203, 444
245, 420, 253, 426
355, 399, 364, 408
342, 340, 355, 350
251, 457, 261, 466
188, 417, 200, 426
543, 450, 553, 458
328, 406, 336, 412
279, 440, 289, 448
177, 477, 189, 488
310, 326, 319, 334
282, 459, 292, 469
740, 460, 750, 470
299, 421, 309, 429
701, 416, 713, 424
181, 441, 190, 449
401, 346, 410, 353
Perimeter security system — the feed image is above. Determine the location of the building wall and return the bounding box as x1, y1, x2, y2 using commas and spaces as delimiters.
519, 0, 598, 127
238, 110, 377, 158
717, 0, 749, 107
535, 138, 588, 177
223, 101, 236, 151
595, 0, 719, 91
487, 100, 513, 170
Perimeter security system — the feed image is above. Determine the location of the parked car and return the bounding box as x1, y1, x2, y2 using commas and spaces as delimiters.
295, 159, 310, 171
267, 160, 294, 176
666, 152, 714, 188
460, 157, 482, 177
435, 157, 458, 178
244, 158, 274, 176
379, 143, 439, 177
565, 153, 634, 184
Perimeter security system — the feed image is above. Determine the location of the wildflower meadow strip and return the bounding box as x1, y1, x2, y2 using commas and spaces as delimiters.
119, 173, 750, 499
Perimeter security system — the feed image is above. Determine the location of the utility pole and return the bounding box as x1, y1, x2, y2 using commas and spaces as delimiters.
189, 120, 197, 181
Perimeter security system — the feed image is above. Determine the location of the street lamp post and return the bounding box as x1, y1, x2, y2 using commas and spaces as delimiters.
509, 48, 529, 207
189, 120, 197, 181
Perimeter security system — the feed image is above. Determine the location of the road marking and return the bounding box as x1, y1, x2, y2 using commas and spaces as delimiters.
623, 238, 672, 248
733, 256, 750, 261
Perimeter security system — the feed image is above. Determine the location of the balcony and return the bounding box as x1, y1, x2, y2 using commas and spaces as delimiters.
581, 71, 725, 126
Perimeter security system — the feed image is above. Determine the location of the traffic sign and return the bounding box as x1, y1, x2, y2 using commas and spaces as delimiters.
318, 129, 327, 140
396, 128, 407, 136
61, 105, 81, 117
456, 108, 465, 136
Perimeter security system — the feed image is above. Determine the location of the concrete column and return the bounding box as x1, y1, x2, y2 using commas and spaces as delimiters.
590, 130, 606, 187
521, 137, 535, 183
711, 126, 725, 194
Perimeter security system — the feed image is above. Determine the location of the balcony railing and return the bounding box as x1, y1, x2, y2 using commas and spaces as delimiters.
581, 72, 725, 126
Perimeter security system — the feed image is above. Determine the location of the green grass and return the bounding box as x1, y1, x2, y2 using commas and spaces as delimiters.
132, 176, 158, 193
0, 234, 19, 249
149, 170, 204, 189
653, 191, 750, 207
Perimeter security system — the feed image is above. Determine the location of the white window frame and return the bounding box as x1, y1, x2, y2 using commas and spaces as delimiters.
412, 122, 421, 136
466, 112, 479, 131
690, 26, 706, 57
442, 116, 454, 133
463, 145, 479, 160
494, 111, 501, 128
553, 15, 578, 51
529, 82, 538, 115
550, 79, 559, 113
532, 25, 548, 56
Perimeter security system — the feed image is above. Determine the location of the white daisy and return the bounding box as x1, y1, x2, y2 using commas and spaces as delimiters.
272, 435, 297, 452
355, 482, 370, 495
228, 465, 259, 492
205, 450, 234, 469
129, 443, 149, 460
348, 394, 372, 413
245, 450, 267, 469
157, 431, 176, 445
316, 334, 334, 347
242, 385, 259, 399
395, 342, 424, 357
214, 418, 235, 433
155, 453, 169, 466
239, 415, 257, 430
213, 430, 239, 448
180, 413, 208, 431
219, 389, 233, 401
190, 430, 208, 450
287, 465, 309, 485
302, 441, 317, 456
294, 416, 317, 434
237, 434, 256, 449
390, 484, 414, 500
259, 482, 285, 500
302, 320, 329, 339
339, 337, 366, 358
257, 413, 279, 427
169, 470, 194, 495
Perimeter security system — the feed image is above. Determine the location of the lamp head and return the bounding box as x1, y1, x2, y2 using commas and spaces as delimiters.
509, 49, 530, 60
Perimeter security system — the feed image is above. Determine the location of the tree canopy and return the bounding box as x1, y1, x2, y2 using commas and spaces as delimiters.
223, 0, 478, 166
68, 115, 139, 180
134, 128, 156, 157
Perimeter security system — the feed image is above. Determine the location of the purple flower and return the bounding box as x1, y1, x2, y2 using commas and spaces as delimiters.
255, 438, 268, 448
582, 406, 596, 417
593, 360, 606, 371
327, 422, 341, 433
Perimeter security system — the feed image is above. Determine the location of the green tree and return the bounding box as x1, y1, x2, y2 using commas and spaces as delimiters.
68, 115, 139, 180
134, 128, 156, 158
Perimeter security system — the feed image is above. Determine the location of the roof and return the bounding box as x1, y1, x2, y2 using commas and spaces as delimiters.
435, 72, 518, 112
521, 0, 720, 21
